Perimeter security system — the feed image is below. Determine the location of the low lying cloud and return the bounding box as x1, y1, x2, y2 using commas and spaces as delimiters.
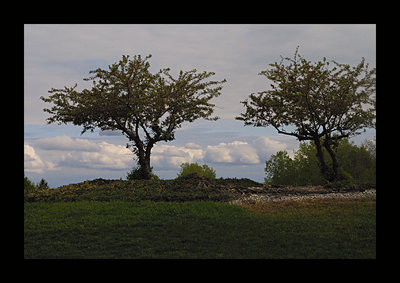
151, 144, 204, 170
24, 143, 56, 173
252, 136, 290, 161
58, 142, 133, 170
25, 135, 295, 175
204, 141, 260, 164
27, 137, 133, 172
24, 143, 46, 173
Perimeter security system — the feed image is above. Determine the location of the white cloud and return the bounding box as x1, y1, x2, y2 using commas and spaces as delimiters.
202, 137, 297, 165
24, 134, 301, 187
24, 143, 55, 173
24, 143, 44, 173
29, 137, 205, 173
151, 140, 264, 169
80, 142, 133, 169
26, 135, 297, 176
253, 136, 301, 160
252, 136, 287, 152
252, 136, 287, 160
204, 144, 233, 163
59, 141, 133, 170
31, 137, 133, 171
151, 144, 204, 170
204, 141, 260, 165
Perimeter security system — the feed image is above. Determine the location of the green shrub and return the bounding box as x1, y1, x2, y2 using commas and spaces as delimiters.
24, 176, 36, 193
177, 163, 216, 181
264, 138, 376, 187
37, 178, 50, 190
126, 166, 160, 181
264, 151, 296, 185
25, 176, 50, 196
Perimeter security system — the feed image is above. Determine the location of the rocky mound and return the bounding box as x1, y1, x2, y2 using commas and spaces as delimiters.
174, 173, 214, 190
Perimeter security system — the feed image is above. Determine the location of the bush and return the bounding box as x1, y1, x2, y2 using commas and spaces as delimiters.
38, 178, 50, 190
25, 176, 50, 194
24, 176, 36, 193
177, 163, 216, 181
126, 166, 160, 181
264, 138, 376, 187
264, 151, 296, 185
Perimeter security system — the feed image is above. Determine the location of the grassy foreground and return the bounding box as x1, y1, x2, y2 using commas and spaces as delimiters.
24, 198, 375, 259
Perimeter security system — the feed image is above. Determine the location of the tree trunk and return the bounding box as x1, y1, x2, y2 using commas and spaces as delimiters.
137, 141, 154, 180
323, 139, 339, 182
138, 155, 152, 180
135, 141, 152, 180
313, 138, 330, 182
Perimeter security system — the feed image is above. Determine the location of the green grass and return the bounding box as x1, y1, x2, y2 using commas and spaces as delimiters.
24, 177, 233, 203
24, 198, 376, 259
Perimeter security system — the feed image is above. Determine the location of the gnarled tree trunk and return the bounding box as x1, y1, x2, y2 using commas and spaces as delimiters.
135, 140, 154, 180
323, 139, 339, 182
313, 137, 330, 182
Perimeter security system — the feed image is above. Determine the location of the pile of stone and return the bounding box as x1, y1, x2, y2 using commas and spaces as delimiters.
225, 185, 376, 204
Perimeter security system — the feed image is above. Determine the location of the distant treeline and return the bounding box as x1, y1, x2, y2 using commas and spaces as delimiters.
265, 138, 376, 187
24, 176, 50, 193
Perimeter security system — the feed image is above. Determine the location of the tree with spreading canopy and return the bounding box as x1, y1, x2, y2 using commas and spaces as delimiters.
236, 48, 376, 182
41, 54, 226, 179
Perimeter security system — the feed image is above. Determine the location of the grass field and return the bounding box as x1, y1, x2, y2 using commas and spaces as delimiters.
24, 197, 376, 259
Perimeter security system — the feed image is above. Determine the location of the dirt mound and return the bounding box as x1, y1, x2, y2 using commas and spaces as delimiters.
175, 173, 214, 189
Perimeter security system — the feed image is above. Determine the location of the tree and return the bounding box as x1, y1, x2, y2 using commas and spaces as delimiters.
41, 55, 226, 179
236, 48, 376, 182
336, 138, 376, 185
38, 178, 50, 190
24, 176, 36, 193
177, 162, 216, 181
264, 151, 296, 185
291, 142, 325, 186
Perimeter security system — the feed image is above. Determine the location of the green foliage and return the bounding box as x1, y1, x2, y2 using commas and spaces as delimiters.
37, 178, 50, 190
24, 176, 50, 193
292, 142, 325, 185
24, 176, 36, 193
24, 178, 230, 203
264, 138, 376, 187
23, 176, 266, 204
264, 148, 324, 186
265, 151, 296, 185
237, 47, 376, 139
237, 47, 376, 182
176, 163, 216, 181
126, 166, 160, 181
41, 54, 226, 179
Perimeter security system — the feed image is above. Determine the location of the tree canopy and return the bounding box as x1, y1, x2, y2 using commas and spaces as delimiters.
41, 54, 226, 179
237, 48, 376, 182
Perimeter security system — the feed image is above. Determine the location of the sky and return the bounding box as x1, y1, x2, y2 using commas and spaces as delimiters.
24, 24, 376, 188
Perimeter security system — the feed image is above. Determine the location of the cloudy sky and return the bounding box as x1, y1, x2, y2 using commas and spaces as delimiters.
24, 24, 376, 187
